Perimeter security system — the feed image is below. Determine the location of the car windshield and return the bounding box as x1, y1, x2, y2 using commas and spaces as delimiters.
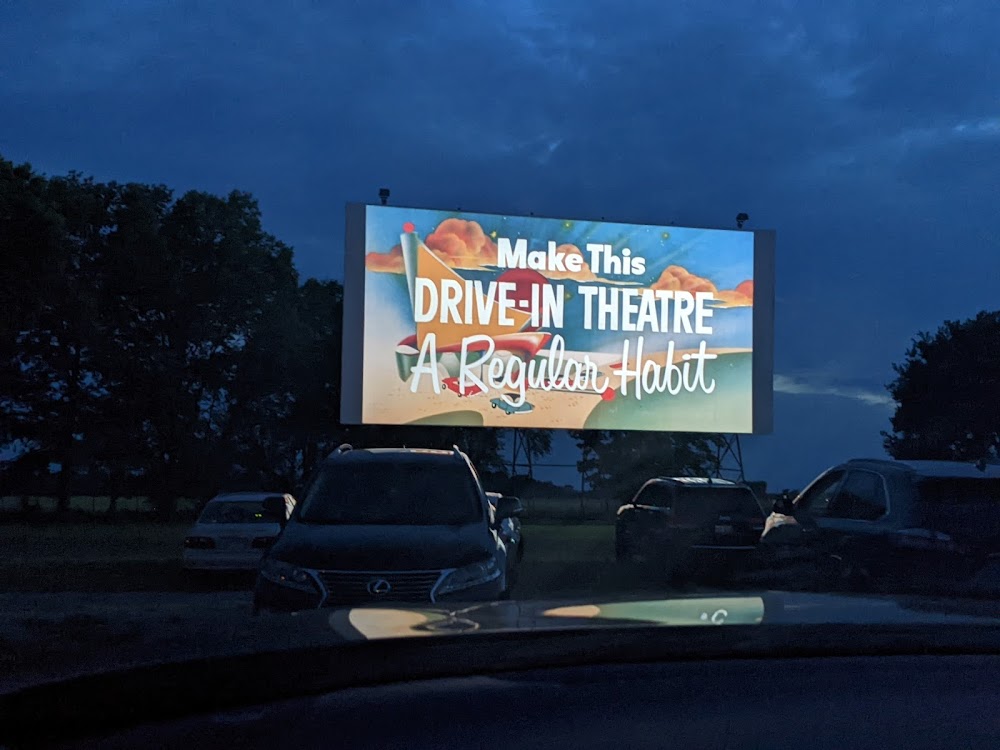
198, 501, 273, 525
6, 0, 1000, 706
299, 461, 482, 525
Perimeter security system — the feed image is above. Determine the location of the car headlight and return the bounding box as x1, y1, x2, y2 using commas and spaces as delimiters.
437, 556, 501, 596
259, 558, 316, 592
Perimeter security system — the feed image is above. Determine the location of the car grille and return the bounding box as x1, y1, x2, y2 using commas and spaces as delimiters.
317, 570, 443, 606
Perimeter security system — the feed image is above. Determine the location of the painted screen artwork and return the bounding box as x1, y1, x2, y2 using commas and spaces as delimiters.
346, 205, 772, 433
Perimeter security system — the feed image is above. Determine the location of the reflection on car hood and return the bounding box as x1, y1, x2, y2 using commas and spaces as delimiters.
8, 591, 1000, 695
325, 591, 1000, 641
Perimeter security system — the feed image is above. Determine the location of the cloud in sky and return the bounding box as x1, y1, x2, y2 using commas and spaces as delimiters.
773, 374, 894, 408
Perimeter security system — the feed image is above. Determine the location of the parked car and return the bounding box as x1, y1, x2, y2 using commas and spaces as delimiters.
182, 491, 295, 572
757, 459, 1000, 592
615, 477, 765, 582
487, 491, 525, 583
253, 445, 519, 613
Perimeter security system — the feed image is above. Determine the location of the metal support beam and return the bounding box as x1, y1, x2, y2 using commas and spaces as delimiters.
714, 434, 746, 482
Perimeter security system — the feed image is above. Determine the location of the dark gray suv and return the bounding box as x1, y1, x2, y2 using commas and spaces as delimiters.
759, 458, 1000, 592
253, 445, 519, 612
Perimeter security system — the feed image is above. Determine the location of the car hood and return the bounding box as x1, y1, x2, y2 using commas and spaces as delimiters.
269, 521, 494, 570
8, 591, 1000, 696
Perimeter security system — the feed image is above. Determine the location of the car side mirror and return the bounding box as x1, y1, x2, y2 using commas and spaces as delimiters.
495, 495, 524, 521
262, 495, 288, 527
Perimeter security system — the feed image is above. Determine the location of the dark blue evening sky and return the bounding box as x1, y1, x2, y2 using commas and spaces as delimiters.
2, 0, 998, 489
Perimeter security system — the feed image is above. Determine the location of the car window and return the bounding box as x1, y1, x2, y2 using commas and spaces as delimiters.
674, 487, 762, 523
299, 460, 483, 525
795, 470, 845, 517
198, 501, 272, 524
830, 470, 887, 520
634, 484, 672, 508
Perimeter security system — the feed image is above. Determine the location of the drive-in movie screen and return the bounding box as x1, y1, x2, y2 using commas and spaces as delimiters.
342, 204, 774, 433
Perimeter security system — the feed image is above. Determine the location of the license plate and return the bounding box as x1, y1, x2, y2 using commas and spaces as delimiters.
714, 524, 734, 535
219, 537, 247, 550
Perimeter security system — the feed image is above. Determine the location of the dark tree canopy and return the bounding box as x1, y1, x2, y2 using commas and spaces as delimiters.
883, 310, 1000, 462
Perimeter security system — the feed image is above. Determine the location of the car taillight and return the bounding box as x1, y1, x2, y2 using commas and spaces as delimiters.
184, 536, 215, 549
252, 536, 275, 549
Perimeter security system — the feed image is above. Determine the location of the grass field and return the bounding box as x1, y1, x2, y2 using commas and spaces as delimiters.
1, 494, 621, 521
0, 521, 655, 597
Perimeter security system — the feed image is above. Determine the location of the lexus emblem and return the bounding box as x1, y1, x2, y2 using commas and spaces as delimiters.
366, 578, 391, 596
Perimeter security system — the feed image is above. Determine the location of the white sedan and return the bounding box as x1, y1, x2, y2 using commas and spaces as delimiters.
182, 492, 295, 572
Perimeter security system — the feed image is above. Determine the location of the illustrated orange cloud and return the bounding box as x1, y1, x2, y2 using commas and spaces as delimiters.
713, 279, 754, 307
649, 266, 753, 308
365, 244, 405, 273
425, 218, 498, 269
650, 265, 718, 294
366, 218, 499, 273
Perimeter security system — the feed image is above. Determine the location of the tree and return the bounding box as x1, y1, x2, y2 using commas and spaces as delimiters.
583, 430, 719, 501
0, 158, 63, 474
1, 167, 119, 512
884, 311, 1000, 462
569, 429, 605, 491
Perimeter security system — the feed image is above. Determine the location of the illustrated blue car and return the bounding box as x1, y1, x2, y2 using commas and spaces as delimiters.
490, 396, 534, 415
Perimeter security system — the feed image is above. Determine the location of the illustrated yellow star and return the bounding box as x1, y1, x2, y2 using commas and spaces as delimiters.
490, 230, 497, 239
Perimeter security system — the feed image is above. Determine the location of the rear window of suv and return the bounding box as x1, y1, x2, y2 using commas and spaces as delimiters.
674, 487, 763, 523
638, 484, 762, 522
299, 458, 483, 525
